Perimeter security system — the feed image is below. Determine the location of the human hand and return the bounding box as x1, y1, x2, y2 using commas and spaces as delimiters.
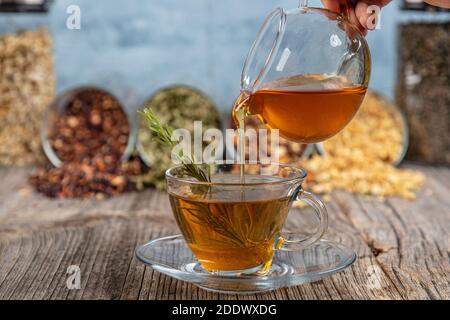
423, 0, 450, 8
321, 0, 391, 35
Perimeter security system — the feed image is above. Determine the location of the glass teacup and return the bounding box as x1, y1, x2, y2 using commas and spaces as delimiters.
166, 163, 328, 275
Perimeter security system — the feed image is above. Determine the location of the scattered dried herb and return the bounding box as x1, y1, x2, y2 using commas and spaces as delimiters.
29, 157, 142, 199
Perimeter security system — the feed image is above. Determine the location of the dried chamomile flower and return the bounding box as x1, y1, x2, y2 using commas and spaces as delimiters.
301, 91, 424, 200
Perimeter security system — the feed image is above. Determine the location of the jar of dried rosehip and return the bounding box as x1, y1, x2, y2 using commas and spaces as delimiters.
41, 87, 136, 167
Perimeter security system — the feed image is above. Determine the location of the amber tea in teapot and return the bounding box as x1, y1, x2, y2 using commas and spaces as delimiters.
233, 74, 367, 143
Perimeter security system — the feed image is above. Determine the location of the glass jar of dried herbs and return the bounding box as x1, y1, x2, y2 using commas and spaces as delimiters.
0, 28, 56, 166
136, 86, 221, 190
42, 87, 135, 167
30, 87, 141, 199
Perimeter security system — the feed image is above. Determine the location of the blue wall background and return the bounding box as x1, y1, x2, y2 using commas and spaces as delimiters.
1, 0, 448, 114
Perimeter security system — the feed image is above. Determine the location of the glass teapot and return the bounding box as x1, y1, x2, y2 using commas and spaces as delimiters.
233, 0, 371, 143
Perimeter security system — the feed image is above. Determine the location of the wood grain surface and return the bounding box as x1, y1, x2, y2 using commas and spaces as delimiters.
0, 165, 448, 300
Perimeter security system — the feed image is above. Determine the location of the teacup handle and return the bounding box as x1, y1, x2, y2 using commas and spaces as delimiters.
277, 190, 328, 251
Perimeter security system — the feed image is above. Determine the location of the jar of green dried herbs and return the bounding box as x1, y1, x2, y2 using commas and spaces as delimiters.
136, 86, 221, 190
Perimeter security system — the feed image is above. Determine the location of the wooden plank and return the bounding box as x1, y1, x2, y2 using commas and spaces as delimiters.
332, 166, 450, 300
0, 201, 401, 300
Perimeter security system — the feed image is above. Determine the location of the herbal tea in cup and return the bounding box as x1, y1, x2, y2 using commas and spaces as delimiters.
166, 163, 328, 275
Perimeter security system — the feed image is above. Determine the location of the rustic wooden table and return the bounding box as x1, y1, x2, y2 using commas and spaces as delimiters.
0, 165, 448, 300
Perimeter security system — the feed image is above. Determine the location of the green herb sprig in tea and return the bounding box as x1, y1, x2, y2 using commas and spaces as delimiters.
140, 108, 211, 183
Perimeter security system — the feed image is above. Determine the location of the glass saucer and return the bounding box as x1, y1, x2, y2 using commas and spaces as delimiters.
136, 235, 357, 294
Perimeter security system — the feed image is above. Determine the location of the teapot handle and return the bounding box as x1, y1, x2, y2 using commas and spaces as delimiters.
301, 0, 354, 19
